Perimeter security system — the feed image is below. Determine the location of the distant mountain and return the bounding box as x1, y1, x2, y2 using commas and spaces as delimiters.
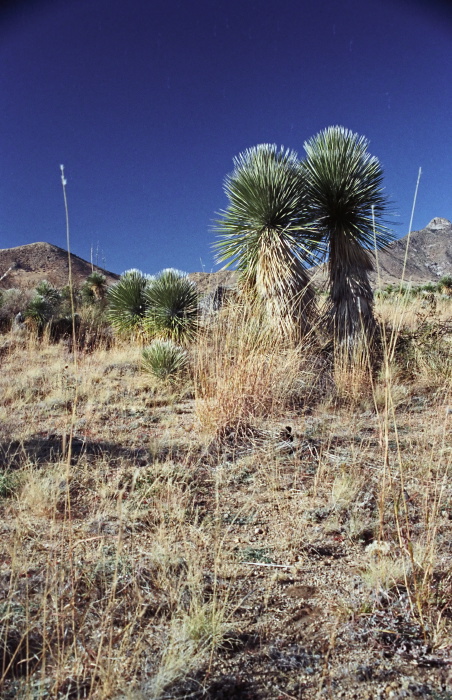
308, 217, 452, 289
2, 219, 450, 295
0, 242, 119, 290
188, 270, 237, 294
371, 217, 452, 285
188, 218, 452, 295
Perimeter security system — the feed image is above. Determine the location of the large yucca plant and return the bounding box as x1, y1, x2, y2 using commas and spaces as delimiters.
144, 269, 199, 344
302, 126, 393, 343
214, 144, 322, 338
107, 269, 152, 337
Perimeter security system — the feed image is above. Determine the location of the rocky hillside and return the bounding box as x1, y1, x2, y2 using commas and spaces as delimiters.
373, 217, 452, 285
0, 242, 119, 290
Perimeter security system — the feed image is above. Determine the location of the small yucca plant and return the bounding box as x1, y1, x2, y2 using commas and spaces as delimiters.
439, 275, 452, 295
142, 339, 189, 383
82, 271, 108, 304
24, 295, 54, 328
107, 269, 152, 338
35, 280, 61, 308
144, 269, 199, 344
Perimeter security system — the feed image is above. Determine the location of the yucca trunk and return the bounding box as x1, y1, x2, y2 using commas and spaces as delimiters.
327, 230, 376, 343
255, 229, 316, 339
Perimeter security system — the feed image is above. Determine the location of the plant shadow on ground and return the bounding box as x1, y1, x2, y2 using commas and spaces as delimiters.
0, 435, 196, 471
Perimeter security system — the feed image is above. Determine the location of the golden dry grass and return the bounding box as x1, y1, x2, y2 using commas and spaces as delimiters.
0, 293, 451, 699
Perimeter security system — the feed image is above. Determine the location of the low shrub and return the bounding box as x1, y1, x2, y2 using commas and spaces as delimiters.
142, 339, 189, 383
24, 295, 55, 329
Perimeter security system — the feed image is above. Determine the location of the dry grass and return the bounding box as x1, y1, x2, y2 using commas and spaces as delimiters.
194, 301, 323, 440
0, 294, 451, 699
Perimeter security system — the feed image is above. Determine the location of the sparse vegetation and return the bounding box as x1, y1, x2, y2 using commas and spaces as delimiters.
0, 284, 450, 699
0, 143, 451, 697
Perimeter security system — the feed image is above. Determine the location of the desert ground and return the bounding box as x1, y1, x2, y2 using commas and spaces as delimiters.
0, 289, 451, 700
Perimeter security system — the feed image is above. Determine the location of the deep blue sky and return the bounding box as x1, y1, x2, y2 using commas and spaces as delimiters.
1, 0, 451, 276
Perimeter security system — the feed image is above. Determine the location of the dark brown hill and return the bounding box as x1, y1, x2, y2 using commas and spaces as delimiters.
0, 242, 119, 290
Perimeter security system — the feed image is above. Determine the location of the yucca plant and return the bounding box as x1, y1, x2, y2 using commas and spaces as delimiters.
24, 295, 54, 329
302, 126, 393, 344
107, 269, 152, 338
144, 269, 199, 344
214, 144, 322, 338
142, 339, 189, 383
82, 271, 107, 303
35, 280, 62, 308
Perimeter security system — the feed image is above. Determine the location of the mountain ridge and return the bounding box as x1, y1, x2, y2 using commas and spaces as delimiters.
371, 217, 452, 285
0, 242, 119, 290
1, 218, 451, 295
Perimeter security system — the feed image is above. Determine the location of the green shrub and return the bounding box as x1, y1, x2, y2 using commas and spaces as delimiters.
107, 269, 152, 337
375, 289, 388, 299
24, 295, 54, 328
81, 284, 96, 306
142, 339, 189, 383
421, 282, 437, 294
144, 269, 199, 344
439, 275, 452, 294
407, 285, 421, 298
81, 271, 108, 304
35, 280, 61, 307
0, 472, 20, 498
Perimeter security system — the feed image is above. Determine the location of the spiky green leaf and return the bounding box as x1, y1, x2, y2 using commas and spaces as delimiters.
214, 144, 321, 335
144, 269, 199, 344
